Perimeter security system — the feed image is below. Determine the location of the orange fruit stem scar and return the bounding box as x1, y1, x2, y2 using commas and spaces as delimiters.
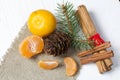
38, 60, 59, 70
19, 35, 44, 58
64, 57, 78, 76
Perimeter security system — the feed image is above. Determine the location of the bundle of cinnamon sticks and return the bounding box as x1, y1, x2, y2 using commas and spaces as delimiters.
77, 5, 114, 73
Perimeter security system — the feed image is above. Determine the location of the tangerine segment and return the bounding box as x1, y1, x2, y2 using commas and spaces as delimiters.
38, 60, 59, 70
19, 35, 44, 58
27, 9, 56, 37
64, 57, 77, 76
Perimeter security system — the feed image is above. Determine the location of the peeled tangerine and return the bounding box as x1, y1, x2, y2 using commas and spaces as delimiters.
38, 60, 59, 70
64, 57, 78, 76
19, 35, 44, 58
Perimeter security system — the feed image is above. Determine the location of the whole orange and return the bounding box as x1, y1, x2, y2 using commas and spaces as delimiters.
27, 10, 56, 37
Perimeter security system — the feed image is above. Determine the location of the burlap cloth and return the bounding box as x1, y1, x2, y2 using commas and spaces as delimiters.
0, 24, 80, 80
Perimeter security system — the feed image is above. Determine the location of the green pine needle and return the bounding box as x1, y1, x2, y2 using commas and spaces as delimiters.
56, 2, 92, 51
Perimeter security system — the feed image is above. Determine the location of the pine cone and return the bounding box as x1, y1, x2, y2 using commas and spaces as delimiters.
44, 31, 71, 56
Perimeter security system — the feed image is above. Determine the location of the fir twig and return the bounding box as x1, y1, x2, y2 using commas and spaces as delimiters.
56, 2, 92, 51
62, 4, 73, 33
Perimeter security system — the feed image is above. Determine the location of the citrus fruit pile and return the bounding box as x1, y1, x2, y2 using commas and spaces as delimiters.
19, 9, 78, 76
19, 9, 56, 58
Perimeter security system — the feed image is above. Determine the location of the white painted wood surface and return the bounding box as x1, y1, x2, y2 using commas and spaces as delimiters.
0, 0, 120, 80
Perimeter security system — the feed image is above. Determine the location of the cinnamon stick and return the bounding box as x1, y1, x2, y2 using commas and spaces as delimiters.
94, 52, 108, 73
99, 50, 113, 69
78, 5, 97, 37
95, 50, 111, 73
77, 5, 106, 73
78, 5, 113, 73
80, 50, 113, 64
78, 42, 111, 57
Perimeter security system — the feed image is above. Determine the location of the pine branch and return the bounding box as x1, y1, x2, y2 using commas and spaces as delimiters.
62, 4, 73, 33
56, 2, 92, 51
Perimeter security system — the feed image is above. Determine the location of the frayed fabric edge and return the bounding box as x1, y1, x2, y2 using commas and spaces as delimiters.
0, 23, 28, 67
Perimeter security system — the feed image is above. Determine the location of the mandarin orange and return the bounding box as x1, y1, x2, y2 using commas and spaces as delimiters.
27, 10, 56, 37
64, 57, 77, 76
38, 60, 59, 70
19, 35, 44, 58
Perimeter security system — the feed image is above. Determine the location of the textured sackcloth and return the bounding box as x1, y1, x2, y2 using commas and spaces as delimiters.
0, 24, 80, 80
